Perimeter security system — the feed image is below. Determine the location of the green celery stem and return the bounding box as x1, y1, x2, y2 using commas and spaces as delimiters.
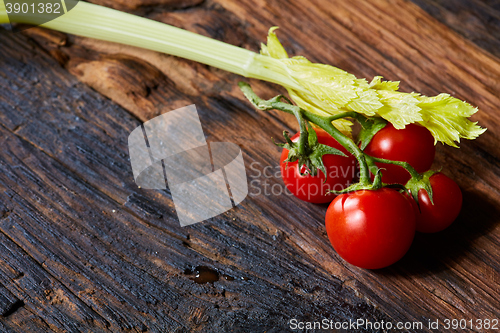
0, 1, 305, 92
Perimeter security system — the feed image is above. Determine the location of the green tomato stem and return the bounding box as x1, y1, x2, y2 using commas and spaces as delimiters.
366, 155, 421, 180
326, 111, 358, 122
326, 111, 370, 125
239, 82, 372, 184
293, 108, 309, 156
302, 112, 371, 184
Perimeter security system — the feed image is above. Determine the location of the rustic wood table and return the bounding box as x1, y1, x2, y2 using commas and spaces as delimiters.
1, 0, 499, 332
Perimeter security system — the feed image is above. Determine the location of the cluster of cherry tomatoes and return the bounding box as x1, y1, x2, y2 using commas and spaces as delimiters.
280, 124, 463, 269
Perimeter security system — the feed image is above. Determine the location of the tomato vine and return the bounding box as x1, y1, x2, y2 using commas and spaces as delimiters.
239, 81, 433, 197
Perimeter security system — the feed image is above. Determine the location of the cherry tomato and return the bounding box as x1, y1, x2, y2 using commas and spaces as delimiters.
325, 188, 416, 269
411, 173, 463, 233
280, 128, 356, 204
364, 123, 435, 184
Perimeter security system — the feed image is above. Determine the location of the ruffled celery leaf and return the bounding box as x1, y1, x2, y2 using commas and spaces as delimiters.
416, 94, 487, 148
261, 28, 487, 147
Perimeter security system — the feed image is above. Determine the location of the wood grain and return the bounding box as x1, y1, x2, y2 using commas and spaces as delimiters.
0, 26, 388, 332
411, 0, 500, 59
1, 0, 500, 331
0, 282, 22, 317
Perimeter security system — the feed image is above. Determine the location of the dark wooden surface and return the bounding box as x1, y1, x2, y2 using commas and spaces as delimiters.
1, 0, 499, 332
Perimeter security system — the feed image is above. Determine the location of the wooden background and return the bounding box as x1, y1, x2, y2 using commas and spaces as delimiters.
1, 0, 499, 332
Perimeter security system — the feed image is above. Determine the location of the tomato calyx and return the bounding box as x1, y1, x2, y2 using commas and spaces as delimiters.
275, 125, 347, 179
329, 169, 386, 195
405, 169, 438, 208
357, 116, 388, 150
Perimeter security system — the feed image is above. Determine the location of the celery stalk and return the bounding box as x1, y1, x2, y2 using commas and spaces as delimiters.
0, 1, 486, 145
0, 1, 7, 23
0, 1, 303, 92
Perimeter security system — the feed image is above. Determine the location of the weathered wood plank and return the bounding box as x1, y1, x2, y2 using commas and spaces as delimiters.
0, 282, 22, 317
0, 27, 389, 332
0, 225, 110, 331
411, 0, 500, 59
0, 307, 53, 332
1, 0, 500, 331
37, 0, 500, 323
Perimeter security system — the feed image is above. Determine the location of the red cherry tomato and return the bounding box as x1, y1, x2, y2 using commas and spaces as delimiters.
411, 173, 463, 233
364, 123, 435, 184
280, 128, 356, 204
325, 188, 416, 269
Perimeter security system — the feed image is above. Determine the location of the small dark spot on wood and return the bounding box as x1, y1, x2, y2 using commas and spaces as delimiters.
0, 209, 11, 219
184, 265, 238, 283
221, 274, 234, 281
12, 125, 22, 133
13, 272, 24, 280
192, 267, 219, 284
136, 323, 148, 332
184, 266, 220, 284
